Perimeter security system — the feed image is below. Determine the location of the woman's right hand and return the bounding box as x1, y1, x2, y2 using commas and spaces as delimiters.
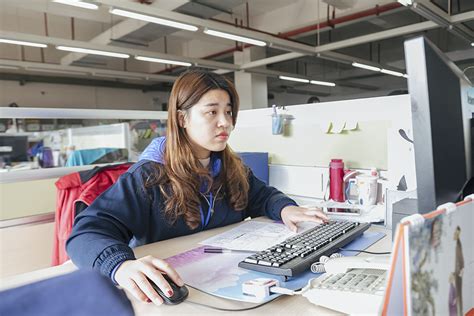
114, 255, 184, 306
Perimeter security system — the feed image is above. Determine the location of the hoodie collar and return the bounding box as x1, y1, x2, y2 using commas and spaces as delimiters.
139, 136, 222, 179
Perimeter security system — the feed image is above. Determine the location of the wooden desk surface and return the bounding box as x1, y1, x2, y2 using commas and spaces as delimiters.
0, 218, 392, 315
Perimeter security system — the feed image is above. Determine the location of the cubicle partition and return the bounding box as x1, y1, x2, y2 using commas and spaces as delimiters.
0, 107, 167, 277
229, 94, 415, 205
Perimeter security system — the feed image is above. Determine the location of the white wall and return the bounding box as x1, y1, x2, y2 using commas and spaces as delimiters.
0, 80, 170, 110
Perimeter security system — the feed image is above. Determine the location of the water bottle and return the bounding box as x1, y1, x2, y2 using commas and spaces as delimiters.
329, 159, 344, 202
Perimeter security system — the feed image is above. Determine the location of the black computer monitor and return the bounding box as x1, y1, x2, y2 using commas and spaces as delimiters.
0, 135, 29, 164
404, 36, 472, 214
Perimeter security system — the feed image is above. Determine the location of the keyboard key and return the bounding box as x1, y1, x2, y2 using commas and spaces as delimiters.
258, 260, 272, 266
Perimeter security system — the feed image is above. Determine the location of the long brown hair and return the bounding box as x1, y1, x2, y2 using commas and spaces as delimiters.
147, 69, 249, 229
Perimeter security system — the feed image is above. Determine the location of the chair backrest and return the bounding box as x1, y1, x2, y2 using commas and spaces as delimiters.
52, 163, 133, 266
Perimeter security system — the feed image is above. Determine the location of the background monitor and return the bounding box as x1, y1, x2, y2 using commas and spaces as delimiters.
0, 135, 29, 164
404, 36, 472, 214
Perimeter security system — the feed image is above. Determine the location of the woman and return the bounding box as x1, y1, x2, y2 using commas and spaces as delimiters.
66, 69, 327, 306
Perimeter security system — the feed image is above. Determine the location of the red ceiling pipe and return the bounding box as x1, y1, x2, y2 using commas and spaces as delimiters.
279, 2, 402, 38
155, 2, 403, 74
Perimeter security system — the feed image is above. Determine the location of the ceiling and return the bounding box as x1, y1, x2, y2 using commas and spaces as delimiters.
0, 0, 473, 103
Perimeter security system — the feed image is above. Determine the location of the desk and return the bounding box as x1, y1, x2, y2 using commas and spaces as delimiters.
0, 218, 391, 315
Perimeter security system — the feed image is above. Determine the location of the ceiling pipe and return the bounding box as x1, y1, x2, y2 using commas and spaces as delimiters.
279, 2, 403, 39
156, 2, 404, 74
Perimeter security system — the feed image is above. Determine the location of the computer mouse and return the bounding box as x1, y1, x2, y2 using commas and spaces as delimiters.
149, 274, 189, 305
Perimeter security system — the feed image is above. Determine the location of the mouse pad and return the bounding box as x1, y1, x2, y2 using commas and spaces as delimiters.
164, 231, 386, 303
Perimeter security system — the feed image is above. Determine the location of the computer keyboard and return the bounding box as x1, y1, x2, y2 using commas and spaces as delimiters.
238, 221, 371, 277
316, 268, 386, 295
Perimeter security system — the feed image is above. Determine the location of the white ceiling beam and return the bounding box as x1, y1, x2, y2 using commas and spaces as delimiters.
313, 20, 437, 53
0, 31, 240, 71
239, 7, 474, 70
0, 59, 177, 82
450, 10, 474, 23
95, 0, 316, 55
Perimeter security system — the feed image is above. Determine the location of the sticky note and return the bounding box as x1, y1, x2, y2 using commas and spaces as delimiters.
320, 122, 332, 133
331, 121, 346, 134
344, 121, 358, 130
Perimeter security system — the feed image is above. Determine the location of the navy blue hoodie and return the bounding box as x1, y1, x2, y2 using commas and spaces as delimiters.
66, 137, 296, 279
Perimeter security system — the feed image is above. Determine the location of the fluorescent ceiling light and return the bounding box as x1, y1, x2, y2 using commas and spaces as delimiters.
397, 0, 413, 6
352, 62, 381, 72
213, 69, 232, 75
27, 67, 88, 75
204, 29, 266, 47
0, 38, 47, 48
56, 46, 129, 58
53, 0, 99, 10
310, 80, 336, 87
135, 56, 192, 67
403, 74, 409, 78
279, 75, 309, 83
110, 8, 198, 32
380, 69, 404, 77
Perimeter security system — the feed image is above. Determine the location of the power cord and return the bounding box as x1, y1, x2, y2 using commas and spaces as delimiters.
184, 283, 283, 312
310, 253, 343, 273
339, 247, 391, 255
311, 249, 391, 273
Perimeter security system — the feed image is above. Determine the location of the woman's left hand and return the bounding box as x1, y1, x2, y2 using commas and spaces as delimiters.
280, 205, 328, 232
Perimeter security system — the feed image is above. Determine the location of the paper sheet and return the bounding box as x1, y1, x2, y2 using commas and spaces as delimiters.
199, 221, 316, 252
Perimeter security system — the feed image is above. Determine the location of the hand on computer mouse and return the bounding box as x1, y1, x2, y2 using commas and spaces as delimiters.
148, 274, 189, 305
114, 255, 185, 306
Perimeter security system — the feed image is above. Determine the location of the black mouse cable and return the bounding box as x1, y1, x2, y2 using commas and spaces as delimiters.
184, 283, 283, 311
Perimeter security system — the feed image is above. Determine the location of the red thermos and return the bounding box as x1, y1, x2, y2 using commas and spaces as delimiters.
329, 159, 344, 202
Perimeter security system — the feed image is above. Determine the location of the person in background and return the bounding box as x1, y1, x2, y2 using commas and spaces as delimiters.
5, 102, 24, 134
66, 69, 327, 306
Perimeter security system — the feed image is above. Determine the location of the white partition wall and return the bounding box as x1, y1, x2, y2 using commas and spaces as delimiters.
229, 94, 416, 202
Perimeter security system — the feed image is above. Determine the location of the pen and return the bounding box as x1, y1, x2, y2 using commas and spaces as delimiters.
203, 247, 255, 254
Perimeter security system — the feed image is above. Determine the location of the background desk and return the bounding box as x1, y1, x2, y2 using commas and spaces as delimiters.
0, 218, 392, 315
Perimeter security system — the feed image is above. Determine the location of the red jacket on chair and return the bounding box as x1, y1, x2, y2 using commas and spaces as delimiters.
52, 163, 132, 266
